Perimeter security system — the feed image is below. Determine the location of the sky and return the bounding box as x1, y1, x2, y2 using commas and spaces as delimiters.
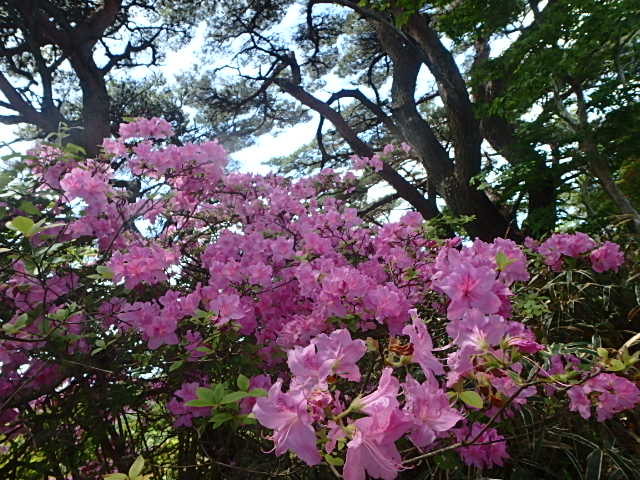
159, 12, 320, 175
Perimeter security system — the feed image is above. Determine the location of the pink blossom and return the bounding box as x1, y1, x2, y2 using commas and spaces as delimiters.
403, 375, 462, 447
118, 117, 174, 140
288, 343, 333, 390
108, 245, 177, 289
343, 406, 411, 480
589, 241, 624, 273
538, 233, 596, 270
117, 301, 179, 349
436, 263, 501, 320
59, 167, 111, 208
456, 422, 509, 469
310, 329, 367, 381
357, 368, 400, 414
402, 310, 444, 376
252, 379, 322, 465
568, 373, 640, 421
207, 293, 246, 325
102, 138, 128, 156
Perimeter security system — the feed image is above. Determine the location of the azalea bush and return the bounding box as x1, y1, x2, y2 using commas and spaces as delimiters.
0, 118, 639, 479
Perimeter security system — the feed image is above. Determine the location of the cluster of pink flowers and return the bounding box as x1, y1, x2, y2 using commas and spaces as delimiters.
2, 119, 638, 479
118, 117, 174, 140
568, 373, 640, 421
351, 142, 412, 172
108, 245, 178, 289
529, 233, 624, 272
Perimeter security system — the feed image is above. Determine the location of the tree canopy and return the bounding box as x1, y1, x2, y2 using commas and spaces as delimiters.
0, 0, 638, 237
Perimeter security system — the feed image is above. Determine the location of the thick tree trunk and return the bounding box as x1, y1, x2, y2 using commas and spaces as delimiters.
376, 18, 517, 241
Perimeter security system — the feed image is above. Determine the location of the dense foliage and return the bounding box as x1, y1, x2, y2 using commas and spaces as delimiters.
0, 119, 638, 479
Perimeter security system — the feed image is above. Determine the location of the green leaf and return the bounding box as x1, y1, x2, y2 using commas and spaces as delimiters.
323, 454, 344, 466
169, 360, 184, 372
128, 455, 145, 479
237, 374, 250, 391
2, 313, 29, 334
0, 172, 13, 189
496, 251, 516, 271
210, 411, 234, 429
220, 391, 252, 404
211, 383, 227, 403
103, 474, 128, 480
96, 266, 114, 280
6, 216, 35, 236
607, 359, 625, 371
196, 387, 217, 402
65, 143, 86, 156
19, 201, 40, 216
185, 399, 217, 407
459, 390, 484, 409
247, 388, 267, 397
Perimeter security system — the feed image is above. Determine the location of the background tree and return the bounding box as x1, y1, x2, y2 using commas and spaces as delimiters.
0, 0, 638, 237
181, 0, 640, 238
0, 0, 193, 154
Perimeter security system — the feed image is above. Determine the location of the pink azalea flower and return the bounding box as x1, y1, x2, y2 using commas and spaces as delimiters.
343, 406, 411, 480
538, 233, 596, 270
456, 422, 509, 469
118, 117, 174, 140
108, 245, 177, 290
436, 263, 501, 320
403, 375, 463, 447
253, 379, 322, 465
589, 241, 624, 273
402, 310, 444, 376
288, 343, 333, 390
568, 373, 640, 421
208, 293, 246, 325
357, 367, 400, 414
310, 329, 367, 381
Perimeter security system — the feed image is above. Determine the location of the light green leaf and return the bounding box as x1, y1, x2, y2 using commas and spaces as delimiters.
128, 455, 144, 479
220, 391, 252, 404
324, 454, 344, 466
247, 388, 267, 397
607, 359, 625, 371
185, 399, 217, 407
103, 474, 128, 480
96, 265, 114, 279
196, 387, 217, 402
2, 313, 29, 334
169, 360, 184, 372
459, 390, 484, 409
210, 411, 234, 429
237, 374, 250, 391
496, 251, 516, 271
19, 201, 40, 215
6, 216, 35, 236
